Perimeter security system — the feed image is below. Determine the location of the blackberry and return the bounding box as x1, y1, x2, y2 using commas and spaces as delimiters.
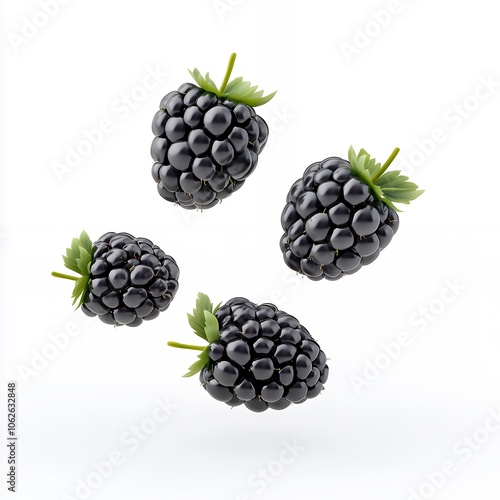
280, 147, 423, 281
151, 53, 276, 210
168, 293, 329, 412
52, 231, 179, 327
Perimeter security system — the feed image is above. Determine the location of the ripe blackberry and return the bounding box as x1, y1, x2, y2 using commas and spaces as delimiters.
168, 293, 329, 412
52, 231, 179, 327
280, 147, 423, 281
151, 53, 276, 210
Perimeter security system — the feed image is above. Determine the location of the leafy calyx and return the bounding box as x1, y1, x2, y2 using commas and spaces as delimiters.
51, 230, 95, 308
167, 293, 221, 377
348, 146, 424, 212
189, 53, 277, 107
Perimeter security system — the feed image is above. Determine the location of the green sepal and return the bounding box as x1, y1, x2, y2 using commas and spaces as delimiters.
189, 53, 276, 108
348, 146, 424, 212
62, 232, 93, 275
204, 311, 220, 343
187, 312, 206, 341
72, 276, 91, 308
170, 292, 222, 378
183, 348, 210, 378
53, 230, 95, 309
188, 69, 219, 95
187, 292, 217, 341
76, 247, 92, 275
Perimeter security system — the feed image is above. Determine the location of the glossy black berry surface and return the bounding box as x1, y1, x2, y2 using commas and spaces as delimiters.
280, 147, 423, 281
53, 231, 180, 327
80, 232, 179, 326
204, 298, 328, 412
280, 157, 400, 281
150, 54, 276, 210
169, 294, 328, 412
151, 84, 269, 210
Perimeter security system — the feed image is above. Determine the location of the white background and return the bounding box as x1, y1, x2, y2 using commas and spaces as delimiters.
2, 1, 500, 499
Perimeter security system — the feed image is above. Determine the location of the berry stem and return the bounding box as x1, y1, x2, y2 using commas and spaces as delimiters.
167, 341, 206, 351
371, 147, 400, 182
51, 271, 79, 281
218, 53, 237, 95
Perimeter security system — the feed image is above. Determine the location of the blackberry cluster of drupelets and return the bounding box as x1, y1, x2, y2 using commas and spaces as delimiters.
52, 231, 179, 327
82, 232, 179, 327
280, 147, 423, 281
151, 85, 269, 210
280, 157, 399, 280
151, 53, 274, 210
168, 294, 328, 412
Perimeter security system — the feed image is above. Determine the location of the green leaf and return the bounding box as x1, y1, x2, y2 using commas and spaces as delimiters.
213, 302, 222, 314
196, 292, 213, 314
229, 80, 253, 96
55, 230, 96, 309
79, 231, 93, 255
188, 54, 276, 108
365, 155, 381, 177
186, 292, 218, 341
188, 69, 205, 89
349, 146, 424, 211
187, 312, 207, 341
63, 253, 79, 274
349, 150, 373, 190
242, 90, 277, 107
187, 292, 215, 341
223, 76, 243, 93
183, 349, 209, 378
358, 148, 379, 174
76, 247, 92, 275
204, 311, 220, 343
204, 73, 219, 94
192, 313, 208, 338
71, 237, 80, 257
72, 276, 90, 307
169, 293, 225, 378
382, 186, 415, 195
375, 170, 402, 187
189, 69, 218, 95
348, 145, 357, 166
